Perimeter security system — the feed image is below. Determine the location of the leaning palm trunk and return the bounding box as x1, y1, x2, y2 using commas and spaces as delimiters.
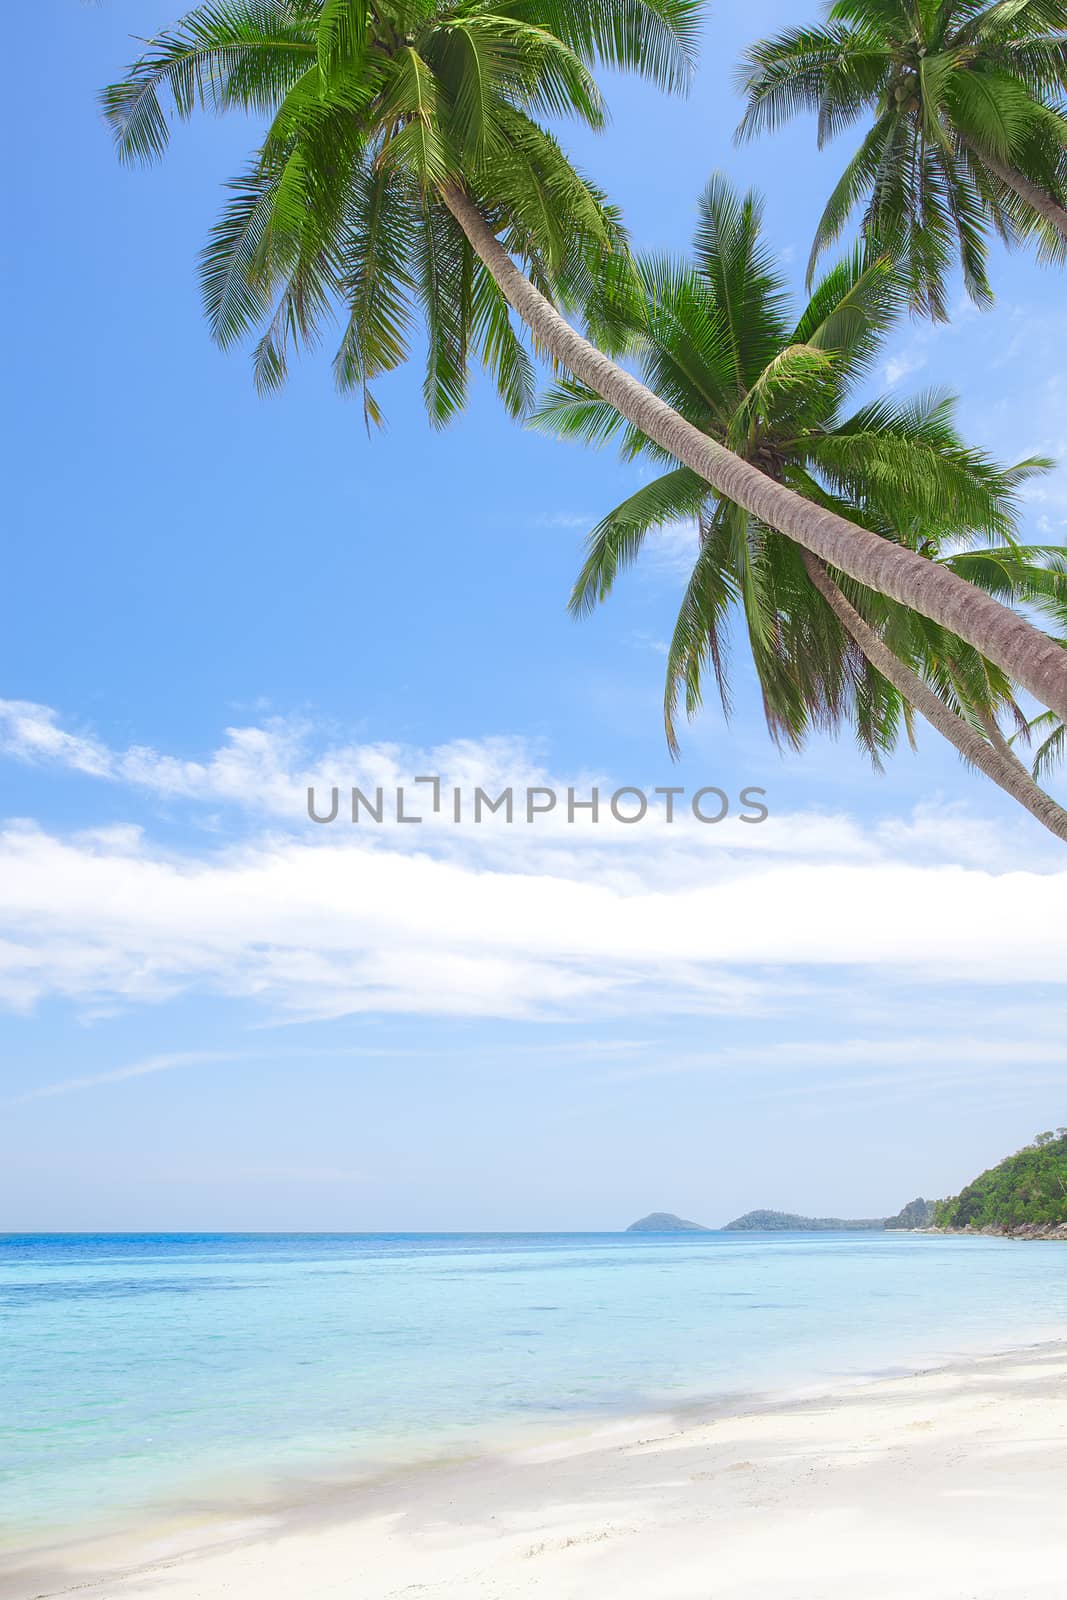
958, 135, 1067, 245
440, 186, 1067, 723
799, 552, 1067, 843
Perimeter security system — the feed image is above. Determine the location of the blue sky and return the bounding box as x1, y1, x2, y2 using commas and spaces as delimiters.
3, 0, 1066, 1230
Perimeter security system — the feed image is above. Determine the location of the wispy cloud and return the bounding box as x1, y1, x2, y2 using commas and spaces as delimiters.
597, 1034, 1067, 1085
532, 510, 594, 530
4, 1050, 237, 1106
884, 348, 927, 387
630, 631, 669, 657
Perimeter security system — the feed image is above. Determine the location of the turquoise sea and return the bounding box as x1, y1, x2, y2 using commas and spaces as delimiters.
3, 1230, 1066, 1553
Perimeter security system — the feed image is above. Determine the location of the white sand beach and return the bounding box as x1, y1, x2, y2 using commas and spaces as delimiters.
7, 1339, 1067, 1600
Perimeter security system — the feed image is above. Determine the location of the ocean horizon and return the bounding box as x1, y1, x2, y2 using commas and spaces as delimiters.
4, 1228, 1067, 1558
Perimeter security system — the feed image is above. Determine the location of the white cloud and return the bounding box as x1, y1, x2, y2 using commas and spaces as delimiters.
0, 704, 1064, 1025
0, 700, 114, 777
0, 699, 311, 814
645, 518, 700, 578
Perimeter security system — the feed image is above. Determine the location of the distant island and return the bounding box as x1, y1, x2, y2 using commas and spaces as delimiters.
933, 1130, 1067, 1238
625, 1130, 1067, 1241
626, 1199, 937, 1233
724, 1209, 886, 1232
626, 1212, 712, 1233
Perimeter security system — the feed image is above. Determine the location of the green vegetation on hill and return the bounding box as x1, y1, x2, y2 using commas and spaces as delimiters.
935, 1132, 1067, 1231
724, 1210, 884, 1232
884, 1198, 936, 1230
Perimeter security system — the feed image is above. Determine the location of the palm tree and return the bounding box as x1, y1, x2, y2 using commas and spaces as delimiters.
532, 177, 1067, 839
736, 0, 1067, 319
103, 0, 1067, 724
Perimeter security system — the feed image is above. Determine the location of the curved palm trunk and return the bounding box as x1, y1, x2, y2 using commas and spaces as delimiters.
440, 186, 1067, 723
800, 551, 1067, 843
959, 135, 1067, 243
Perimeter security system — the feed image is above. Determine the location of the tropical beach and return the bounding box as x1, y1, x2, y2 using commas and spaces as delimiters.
3, 1225, 1067, 1597
6, 0, 1067, 1592
6, 1340, 1067, 1600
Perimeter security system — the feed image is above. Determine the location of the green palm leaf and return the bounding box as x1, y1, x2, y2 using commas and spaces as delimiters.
569, 466, 710, 615
102, 1, 317, 163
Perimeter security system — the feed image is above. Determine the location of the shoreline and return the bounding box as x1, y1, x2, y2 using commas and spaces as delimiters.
6, 1334, 1067, 1600
920, 1224, 1067, 1241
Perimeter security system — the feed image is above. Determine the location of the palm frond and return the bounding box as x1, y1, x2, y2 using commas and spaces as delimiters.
529, 375, 631, 445
807, 113, 899, 283
413, 201, 471, 425
316, 0, 367, 90
693, 177, 793, 391
569, 466, 710, 616
1018, 708, 1067, 777
471, 259, 537, 417
333, 160, 418, 424
102, 0, 316, 163
510, 0, 701, 94
199, 158, 285, 346
735, 24, 889, 144
662, 507, 739, 751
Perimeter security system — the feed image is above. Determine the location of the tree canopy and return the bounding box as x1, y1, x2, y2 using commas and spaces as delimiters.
736, 0, 1067, 318
935, 1131, 1067, 1229
103, 0, 699, 424
532, 175, 1064, 762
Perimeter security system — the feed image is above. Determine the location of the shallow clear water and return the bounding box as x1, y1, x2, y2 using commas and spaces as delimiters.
2, 1230, 1066, 1549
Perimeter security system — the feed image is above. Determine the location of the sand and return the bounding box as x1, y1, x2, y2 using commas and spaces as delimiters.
7, 1341, 1067, 1600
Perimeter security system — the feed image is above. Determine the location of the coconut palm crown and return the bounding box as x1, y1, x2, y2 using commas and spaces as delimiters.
533, 176, 1064, 764
735, 0, 1067, 319
102, 0, 700, 423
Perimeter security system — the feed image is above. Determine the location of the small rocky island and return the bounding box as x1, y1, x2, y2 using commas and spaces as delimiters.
626, 1212, 711, 1232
